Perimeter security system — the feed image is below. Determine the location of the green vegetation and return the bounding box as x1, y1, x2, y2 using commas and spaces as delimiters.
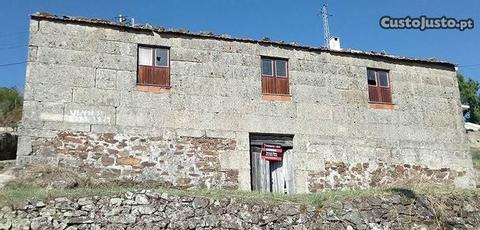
0, 178, 478, 207
458, 73, 480, 123
0, 165, 476, 207
0, 87, 23, 127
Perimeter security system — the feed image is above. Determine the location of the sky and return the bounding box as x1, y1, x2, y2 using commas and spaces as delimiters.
0, 0, 479, 91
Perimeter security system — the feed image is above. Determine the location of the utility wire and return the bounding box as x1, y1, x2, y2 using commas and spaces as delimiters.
0, 61, 27, 67
459, 64, 480, 68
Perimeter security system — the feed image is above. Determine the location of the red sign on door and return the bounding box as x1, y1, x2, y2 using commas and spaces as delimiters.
261, 144, 283, 161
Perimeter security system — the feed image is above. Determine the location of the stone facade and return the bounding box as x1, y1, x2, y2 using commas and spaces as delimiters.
1, 190, 479, 229
29, 131, 238, 189
17, 13, 476, 192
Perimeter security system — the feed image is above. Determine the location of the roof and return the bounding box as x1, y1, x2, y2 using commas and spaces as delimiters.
30, 12, 456, 70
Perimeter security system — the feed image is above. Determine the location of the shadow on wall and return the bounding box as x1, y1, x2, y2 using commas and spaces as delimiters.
0, 132, 17, 161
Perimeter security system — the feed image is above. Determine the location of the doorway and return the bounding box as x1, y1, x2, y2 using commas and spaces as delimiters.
249, 133, 294, 193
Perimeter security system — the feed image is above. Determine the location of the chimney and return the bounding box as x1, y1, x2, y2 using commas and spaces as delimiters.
329, 37, 341, 51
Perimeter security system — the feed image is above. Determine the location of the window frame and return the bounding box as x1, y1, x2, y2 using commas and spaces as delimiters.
261, 58, 274, 77
377, 70, 390, 88
260, 56, 290, 96
367, 68, 392, 104
138, 46, 154, 66
154, 48, 170, 68
367, 69, 378, 87
137, 45, 171, 88
275, 59, 288, 78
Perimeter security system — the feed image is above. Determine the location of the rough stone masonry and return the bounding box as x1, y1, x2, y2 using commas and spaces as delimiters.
1, 190, 479, 229
17, 12, 476, 192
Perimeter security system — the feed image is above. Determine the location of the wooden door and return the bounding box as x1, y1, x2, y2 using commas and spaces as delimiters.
250, 146, 271, 192
270, 161, 285, 193
251, 146, 295, 193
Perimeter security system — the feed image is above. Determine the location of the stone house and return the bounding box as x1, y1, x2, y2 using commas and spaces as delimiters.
17, 12, 476, 193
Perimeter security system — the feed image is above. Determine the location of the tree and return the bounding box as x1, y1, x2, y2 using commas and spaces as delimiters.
0, 87, 23, 127
457, 73, 480, 123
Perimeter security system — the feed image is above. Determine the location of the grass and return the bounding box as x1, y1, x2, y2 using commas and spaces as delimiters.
0, 165, 478, 208
0, 181, 478, 208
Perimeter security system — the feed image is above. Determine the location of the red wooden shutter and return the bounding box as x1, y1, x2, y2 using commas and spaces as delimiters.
152, 67, 170, 86
379, 87, 392, 103
137, 46, 170, 87
137, 65, 152, 85
261, 58, 289, 95
368, 85, 380, 102
367, 69, 392, 103
262, 76, 276, 94
275, 78, 289, 95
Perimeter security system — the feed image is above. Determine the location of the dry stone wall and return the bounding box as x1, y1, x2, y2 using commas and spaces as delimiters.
18, 15, 476, 192
28, 131, 238, 189
0, 190, 479, 229
308, 161, 466, 191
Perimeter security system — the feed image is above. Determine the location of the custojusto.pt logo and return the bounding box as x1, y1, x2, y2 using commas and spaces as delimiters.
380, 16, 474, 31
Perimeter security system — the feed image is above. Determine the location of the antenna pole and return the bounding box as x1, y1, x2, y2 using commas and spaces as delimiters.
321, 4, 331, 48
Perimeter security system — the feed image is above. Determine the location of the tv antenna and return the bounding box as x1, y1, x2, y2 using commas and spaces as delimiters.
320, 4, 332, 48
115, 14, 135, 26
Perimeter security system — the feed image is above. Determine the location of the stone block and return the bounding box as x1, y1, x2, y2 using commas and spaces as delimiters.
170, 48, 212, 63
24, 82, 72, 103
94, 53, 136, 71
64, 103, 115, 125
175, 128, 205, 138
239, 115, 296, 134
237, 169, 252, 191
205, 130, 236, 139
116, 106, 173, 128
95, 40, 136, 56
96, 68, 117, 89
254, 101, 297, 118
296, 103, 332, 120
16, 135, 33, 156
37, 47, 95, 67
219, 151, 249, 170
42, 121, 91, 132
117, 71, 136, 91
22, 101, 65, 122
120, 90, 171, 109
27, 62, 95, 88
234, 132, 250, 151
73, 88, 120, 106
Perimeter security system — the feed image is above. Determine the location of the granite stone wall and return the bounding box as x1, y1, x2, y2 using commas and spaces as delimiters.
27, 131, 238, 189
17, 15, 476, 192
0, 190, 479, 229
308, 161, 466, 191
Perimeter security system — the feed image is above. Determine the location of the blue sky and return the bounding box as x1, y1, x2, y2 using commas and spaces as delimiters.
0, 0, 479, 90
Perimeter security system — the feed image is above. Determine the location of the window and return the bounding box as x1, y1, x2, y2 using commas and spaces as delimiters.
262, 59, 273, 76
367, 69, 392, 103
137, 46, 170, 87
275, 60, 287, 77
261, 57, 289, 95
